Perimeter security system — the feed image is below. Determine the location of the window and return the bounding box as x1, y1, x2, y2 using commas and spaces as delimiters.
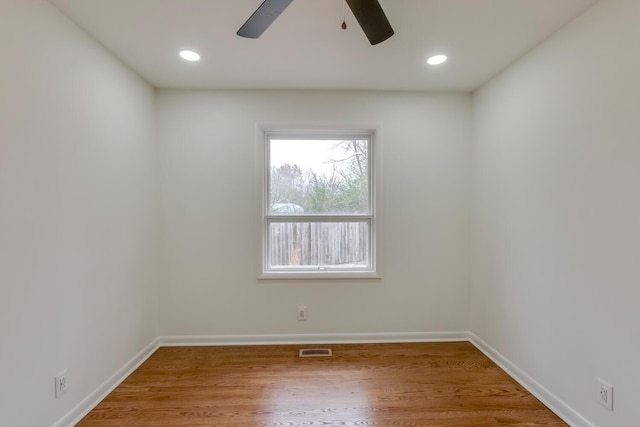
261, 131, 377, 278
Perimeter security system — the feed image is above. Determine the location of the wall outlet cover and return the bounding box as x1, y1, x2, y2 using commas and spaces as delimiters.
597, 378, 613, 411
55, 369, 68, 399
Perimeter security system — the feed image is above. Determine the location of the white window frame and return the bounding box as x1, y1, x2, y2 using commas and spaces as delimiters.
259, 130, 379, 280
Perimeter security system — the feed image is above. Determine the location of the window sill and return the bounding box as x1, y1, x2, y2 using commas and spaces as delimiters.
258, 271, 381, 280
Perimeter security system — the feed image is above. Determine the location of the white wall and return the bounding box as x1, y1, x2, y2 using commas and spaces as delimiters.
157, 90, 471, 336
471, 0, 640, 426
0, 1, 158, 426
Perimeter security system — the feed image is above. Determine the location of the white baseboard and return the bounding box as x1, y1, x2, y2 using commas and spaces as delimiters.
52, 338, 160, 427
158, 331, 469, 346
468, 332, 595, 427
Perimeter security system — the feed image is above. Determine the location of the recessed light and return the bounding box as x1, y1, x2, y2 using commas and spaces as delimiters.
179, 50, 201, 62
427, 54, 447, 66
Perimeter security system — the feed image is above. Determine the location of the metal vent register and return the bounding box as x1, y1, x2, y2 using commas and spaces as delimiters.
299, 348, 333, 357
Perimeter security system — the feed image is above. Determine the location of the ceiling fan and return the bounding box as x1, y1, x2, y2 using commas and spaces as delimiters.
237, 0, 394, 46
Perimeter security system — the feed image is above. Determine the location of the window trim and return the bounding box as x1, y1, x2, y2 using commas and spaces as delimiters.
259, 129, 379, 280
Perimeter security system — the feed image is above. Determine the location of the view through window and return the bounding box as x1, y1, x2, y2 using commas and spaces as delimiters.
264, 132, 374, 274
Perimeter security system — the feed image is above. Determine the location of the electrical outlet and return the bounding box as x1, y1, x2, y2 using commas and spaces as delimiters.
597, 379, 613, 411
54, 369, 68, 399
297, 306, 308, 321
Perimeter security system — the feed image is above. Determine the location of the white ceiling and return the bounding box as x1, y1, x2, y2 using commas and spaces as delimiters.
49, 0, 597, 91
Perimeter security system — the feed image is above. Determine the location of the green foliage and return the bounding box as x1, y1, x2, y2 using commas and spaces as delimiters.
270, 140, 369, 214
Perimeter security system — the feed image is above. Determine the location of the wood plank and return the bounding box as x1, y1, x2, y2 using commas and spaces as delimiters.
76, 342, 567, 426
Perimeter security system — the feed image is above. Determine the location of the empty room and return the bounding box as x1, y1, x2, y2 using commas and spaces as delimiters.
1, 0, 638, 426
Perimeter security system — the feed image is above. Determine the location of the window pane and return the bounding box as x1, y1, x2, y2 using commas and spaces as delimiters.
268, 221, 370, 269
269, 139, 369, 215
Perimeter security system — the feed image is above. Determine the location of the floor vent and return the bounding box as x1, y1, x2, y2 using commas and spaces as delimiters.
299, 348, 332, 357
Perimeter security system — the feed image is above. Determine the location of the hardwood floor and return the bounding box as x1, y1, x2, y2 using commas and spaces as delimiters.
77, 342, 567, 426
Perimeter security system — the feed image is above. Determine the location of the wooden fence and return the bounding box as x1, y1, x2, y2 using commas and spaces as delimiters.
269, 222, 369, 267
